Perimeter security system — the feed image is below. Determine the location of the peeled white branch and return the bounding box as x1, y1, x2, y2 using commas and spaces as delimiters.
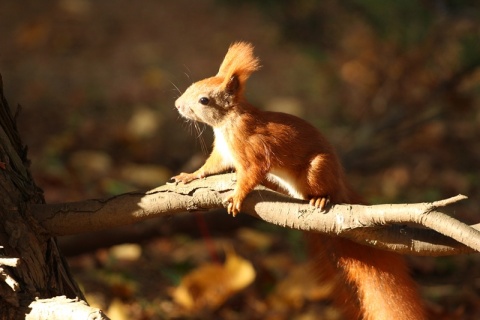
26, 296, 109, 320
0, 257, 20, 267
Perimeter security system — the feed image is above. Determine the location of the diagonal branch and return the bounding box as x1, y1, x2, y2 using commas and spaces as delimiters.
29, 173, 478, 256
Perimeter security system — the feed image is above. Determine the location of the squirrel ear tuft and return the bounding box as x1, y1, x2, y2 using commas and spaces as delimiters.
217, 42, 260, 94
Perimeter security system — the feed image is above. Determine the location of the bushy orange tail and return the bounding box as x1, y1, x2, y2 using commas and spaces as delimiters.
309, 187, 426, 319
309, 235, 426, 320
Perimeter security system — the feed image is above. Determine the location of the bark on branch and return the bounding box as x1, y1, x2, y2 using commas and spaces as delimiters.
29, 173, 477, 256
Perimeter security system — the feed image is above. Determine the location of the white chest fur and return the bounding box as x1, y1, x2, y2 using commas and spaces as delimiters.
213, 128, 235, 166
213, 128, 304, 200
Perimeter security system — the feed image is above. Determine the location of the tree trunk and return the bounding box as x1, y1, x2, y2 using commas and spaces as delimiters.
0, 75, 84, 319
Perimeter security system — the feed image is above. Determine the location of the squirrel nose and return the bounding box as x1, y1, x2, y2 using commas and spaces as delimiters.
174, 97, 182, 109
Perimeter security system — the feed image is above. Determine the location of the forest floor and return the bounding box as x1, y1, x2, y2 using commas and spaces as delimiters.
1, 0, 480, 319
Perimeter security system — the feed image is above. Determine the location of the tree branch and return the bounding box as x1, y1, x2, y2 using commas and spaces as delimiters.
29, 173, 478, 256
344, 224, 479, 256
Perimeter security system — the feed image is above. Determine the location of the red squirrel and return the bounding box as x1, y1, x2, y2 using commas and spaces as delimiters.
172, 42, 426, 320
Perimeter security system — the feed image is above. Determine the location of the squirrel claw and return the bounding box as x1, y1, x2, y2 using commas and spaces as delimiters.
309, 196, 330, 212
226, 196, 241, 217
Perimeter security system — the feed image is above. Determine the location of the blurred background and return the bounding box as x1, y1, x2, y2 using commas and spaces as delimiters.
1, 0, 479, 319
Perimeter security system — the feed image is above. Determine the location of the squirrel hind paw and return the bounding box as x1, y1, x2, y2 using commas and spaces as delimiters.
309, 196, 330, 212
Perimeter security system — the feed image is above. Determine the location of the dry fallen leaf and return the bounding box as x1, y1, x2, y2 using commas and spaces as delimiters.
107, 298, 129, 320
224, 248, 256, 291
267, 263, 334, 311
237, 228, 274, 250
172, 249, 255, 311
109, 243, 142, 261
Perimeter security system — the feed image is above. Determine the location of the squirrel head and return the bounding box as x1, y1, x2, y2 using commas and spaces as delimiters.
175, 42, 260, 127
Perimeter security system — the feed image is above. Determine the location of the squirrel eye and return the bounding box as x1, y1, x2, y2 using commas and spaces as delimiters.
199, 97, 210, 105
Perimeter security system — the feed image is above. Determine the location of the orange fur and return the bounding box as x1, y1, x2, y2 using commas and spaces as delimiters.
173, 42, 426, 319
217, 41, 261, 86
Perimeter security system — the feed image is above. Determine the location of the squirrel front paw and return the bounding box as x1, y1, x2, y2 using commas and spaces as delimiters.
309, 196, 330, 212
226, 194, 243, 217
171, 172, 203, 184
